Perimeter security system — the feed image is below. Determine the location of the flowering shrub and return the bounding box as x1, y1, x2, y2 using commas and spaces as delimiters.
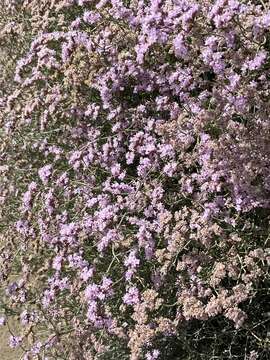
0, 0, 270, 359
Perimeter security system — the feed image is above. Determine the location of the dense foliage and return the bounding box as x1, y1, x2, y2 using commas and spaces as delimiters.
0, 1, 269, 359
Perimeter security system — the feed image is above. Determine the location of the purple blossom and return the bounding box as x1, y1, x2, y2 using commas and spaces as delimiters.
124, 250, 140, 268
163, 162, 177, 177
261, 11, 270, 28
20, 310, 36, 325
52, 255, 63, 271
146, 349, 160, 360
242, 51, 267, 71
124, 250, 140, 280
80, 266, 94, 282
31, 341, 42, 355
42, 289, 55, 308
84, 284, 100, 302
123, 286, 140, 305
173, 34, 188, 59
60, 222, 77, 237
9, 335, 22, 348
5, 282, 18, 296
38, 164, 52, 184
86, 300, 98, 322
0, 316, 6, 326
83, 11, 101, 24
137, 157, 152, 177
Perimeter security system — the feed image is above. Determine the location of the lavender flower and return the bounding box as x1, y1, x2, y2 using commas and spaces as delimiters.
38, 164, 52, 184
9, 335, 22, 348
123, 287, 140, 305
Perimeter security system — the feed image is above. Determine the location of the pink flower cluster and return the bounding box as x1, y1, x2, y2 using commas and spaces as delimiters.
0, 0, 270, 359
